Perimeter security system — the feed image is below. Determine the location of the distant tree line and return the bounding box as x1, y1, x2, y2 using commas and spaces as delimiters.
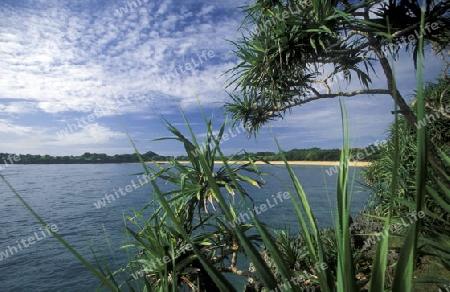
177, 146, 381, 162
0, 151, 170, 164
1, 146, 379, 165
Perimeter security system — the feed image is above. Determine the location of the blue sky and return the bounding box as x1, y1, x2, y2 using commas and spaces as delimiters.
0, 0, 446, 156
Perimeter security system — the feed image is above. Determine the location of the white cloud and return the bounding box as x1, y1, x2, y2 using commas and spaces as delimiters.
53, 123, 125, 146
0, 0, 445, 155
0, 119, 34, 135
0, 102, 38, 114
0, 0, 237, 115
197, 5, 215, 17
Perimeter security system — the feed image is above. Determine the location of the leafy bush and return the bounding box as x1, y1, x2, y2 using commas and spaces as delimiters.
363, 77, 450, 236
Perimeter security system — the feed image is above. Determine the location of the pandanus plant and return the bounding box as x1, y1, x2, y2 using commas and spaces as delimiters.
119, 113, 267, 291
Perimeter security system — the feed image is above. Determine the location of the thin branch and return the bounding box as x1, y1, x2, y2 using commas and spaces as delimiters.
209, 247, 238, 264
217, 266, 256, 278
367, 40, 418, 127
231, 251, 238, 268
319, 67, 351, 88
312, 88, 390, 97
307, 86, 322, 98
264, 86, 392, 119
274, 89, 392, 113
312, 79, 331, 94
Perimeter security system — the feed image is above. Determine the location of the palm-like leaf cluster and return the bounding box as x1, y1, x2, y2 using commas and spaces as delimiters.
225, 0, 450, 134
115, 114, 268, 291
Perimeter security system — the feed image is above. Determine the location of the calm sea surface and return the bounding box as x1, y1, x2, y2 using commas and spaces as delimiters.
0, 164, 369, 291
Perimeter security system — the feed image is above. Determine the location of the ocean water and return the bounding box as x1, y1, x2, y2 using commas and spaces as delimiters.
0, 164, 369, 291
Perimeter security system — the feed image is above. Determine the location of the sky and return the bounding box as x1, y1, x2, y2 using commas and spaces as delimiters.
0, 0, 447, 156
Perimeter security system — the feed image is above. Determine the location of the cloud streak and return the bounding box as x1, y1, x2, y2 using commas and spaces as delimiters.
0, 0, 445, 155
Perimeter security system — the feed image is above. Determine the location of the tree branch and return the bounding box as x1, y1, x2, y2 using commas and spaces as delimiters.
267, 88, 392, 116
367, 38, 418, 126
369, 40, 450, 189
312, 79, 331, 94
209, 247, 238, 264
216, 266, 257, 278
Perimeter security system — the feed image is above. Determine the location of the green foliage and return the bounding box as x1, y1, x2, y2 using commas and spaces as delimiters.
363, 77, 450, 235
217, 147, 372, 161
225, 0, 450, 133
0, 151, 167, 164
414, 76, 450, 149
114, 114, 273, 291
1, 147, 379, 165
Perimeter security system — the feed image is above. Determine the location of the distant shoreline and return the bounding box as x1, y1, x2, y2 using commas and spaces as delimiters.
155, 161, 371, 167
6, 161, 371, 167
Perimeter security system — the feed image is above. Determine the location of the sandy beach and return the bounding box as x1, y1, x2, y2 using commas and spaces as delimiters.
156, 161, 371, 167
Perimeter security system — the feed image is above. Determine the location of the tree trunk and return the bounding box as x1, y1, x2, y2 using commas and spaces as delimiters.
373, 46, 450, 189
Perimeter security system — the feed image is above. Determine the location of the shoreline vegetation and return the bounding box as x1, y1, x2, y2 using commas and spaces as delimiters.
157, 160, 371, 166
0, 159, 371, 167
0, 147, 377, 166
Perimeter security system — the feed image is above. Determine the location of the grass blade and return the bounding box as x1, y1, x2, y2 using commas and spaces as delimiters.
392, 8, 427, 291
